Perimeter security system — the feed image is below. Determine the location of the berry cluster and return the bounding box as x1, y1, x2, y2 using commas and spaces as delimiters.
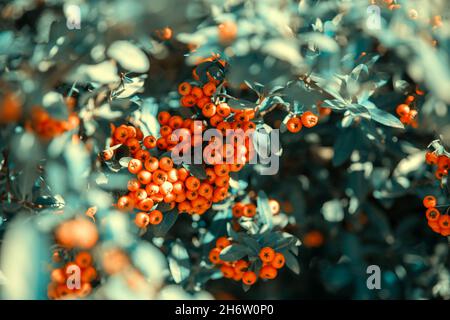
396, 95, 417, 127
423, 196, 450, 236
26, 105, 79, 140
209, 238, 286, 286
231, 199, 280, 218
425, 152, 449, 180
286, 112, 319, 133
48, 251, 97, 300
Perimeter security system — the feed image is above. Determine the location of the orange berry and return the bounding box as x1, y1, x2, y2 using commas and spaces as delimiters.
203, 82, 217, 97
114, 126, 129, 143
209, 248, 222, 264
221, 265, 235, 278
143, 136, 157, 149
242, 271, 257, 285
259, 265, 277, 279
286, 117, 302, 133
51, 268, 66, 284
205, 168, 216, 184
81, 266, 97, 283
423, 196, 437, 208
137, 170, 152, 185
152, 169, 168, 185
243, 203, 257, 218
301, 111, 319, 128
396, 104, 410, 117
156, 137, 168, 150
127, 179, 141, 192
271, 253, 285, 269
198, 183, 213, 199
232, 203, 245, 218
168, 115, 183, 130
185, 176, 200, 191
234, 260, 249, 273
186, 190, 199, 201
158, 111, 171, 125
167, 168, 179, 183
181, 95, 196, 107
134, 188, 148, 201
218, 21, 238, 44
191, 87, 204, 99
138, 198, 154, 211
149, 210, 163, 225
178, 82, 192, 96
425, 152, 438, 165
259, 247, 275, 263
159, 157, 174, 171
202, 103, 216, 118
145, 183, 160, 195
135, 212, 150, 228
269, 199, 280, 215
437, 156, 450, 170
426, 208, 440, 221
128, 159, 143, 174
214, 164, 229, 177
102, 149, 114, 161
117, 195, 135, 212
216, 237, 231, 250
125, 138, 140, 154
178, 201, 192, 213
177, 168, 190, 181
438, 215, 450, 229
160, 125, 172, 138
144, 157, 159, 172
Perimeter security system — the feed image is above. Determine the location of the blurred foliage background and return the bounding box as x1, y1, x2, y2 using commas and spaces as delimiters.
0, 0, 450, 300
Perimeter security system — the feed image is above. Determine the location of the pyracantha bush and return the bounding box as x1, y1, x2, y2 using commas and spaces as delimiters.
0, 0, 449, 300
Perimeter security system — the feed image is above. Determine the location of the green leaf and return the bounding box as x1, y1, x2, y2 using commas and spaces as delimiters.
182, 163, 207, 180
152, 210, 178, 237
332, 128, 356, 166
367, 107, 404, 129
284, 252, 300, 275
219, 244, 249, 261
168, 239, 190, 284
257, 190, 273, 230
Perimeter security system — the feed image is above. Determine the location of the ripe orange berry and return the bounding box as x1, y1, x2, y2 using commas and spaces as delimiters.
158, 111, 171, 125
168, 116, 183, 130
202, 103, 216, 118
135, 149, 151, 162
181, 95, 196, 107
117, 195, 135, 212
127, 179, 141, 192
232, 203, 245, 218
271, 253, 285, 269
286, 117, 302, 133
216, 237, 231, 250
198, 183, 213, 199
438, 215, 450, 229
156, 26, 172, 40
396, 104, 410, 117
114, 126, 129, 143
138, 198, 154, 211
259, 247, 275, 263
125, 138, 141, 154
221, 265, 235, 278
149, 210, 163, 225
81, 266, 97, 283
435, 168, 448, 180
269, 199, 280, 215
425, 152, 438, 165
102, 149, 114, 161
209, 248, 222, 264
135, 212, 150, 228
260, 265, 277, 279
185, 176, 200, 191
143, 136, 157, 149
214, 164, 229, 177
178, 82, 192, 96
423, 195, 437, 208
137, 170, 152, 185
234, 260, 249, 273
426, 207, 440, 221
301, 111, 319, 128
178, 200, 192, 213
177, 168, 190, 181
128, 159, 143, 174
242, 271, 257, 285
205, 168, 216, 184
243, 203, 257, 218
203, 82, 217, 97
144, 157, 159, 172
152, 169, 168, 185
437, 156, 450, 170
158, 157, 173, 172
218, 21, 238, 44
186, 190, 199, 201
191, 86, 204, 100
51, 268, 66, 284
134, 188, 148, 202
